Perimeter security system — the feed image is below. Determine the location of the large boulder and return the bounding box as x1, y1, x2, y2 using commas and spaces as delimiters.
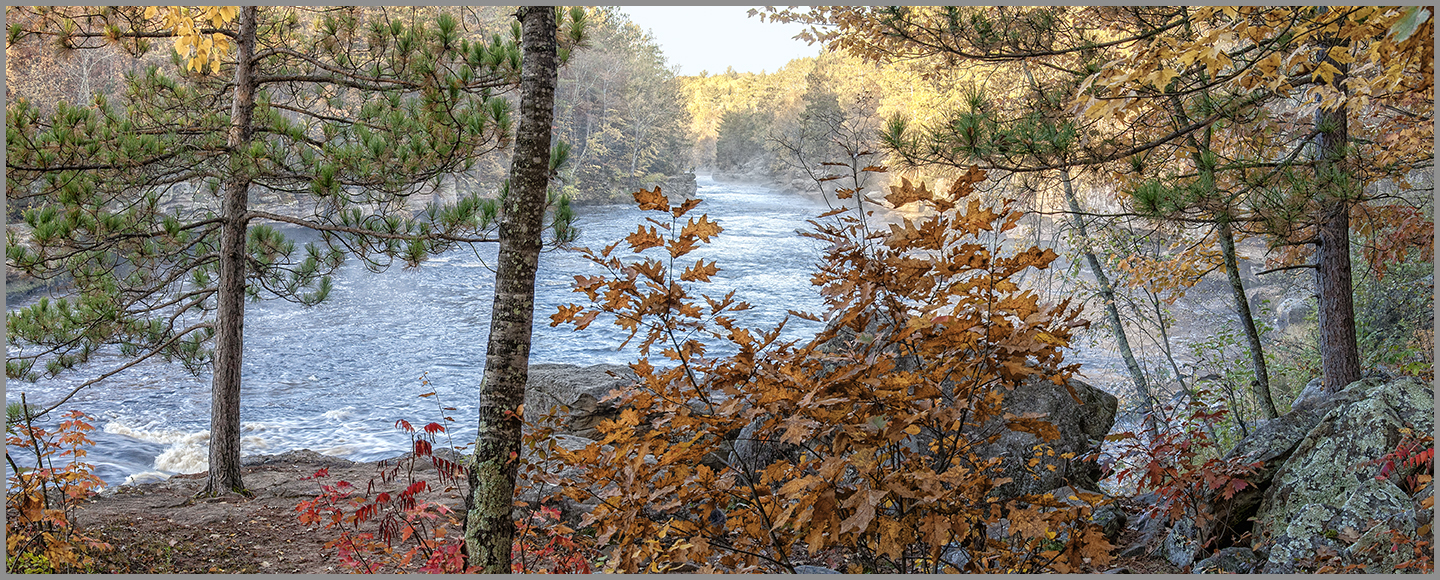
972, 374, 1118, 498
1254, 377, 1433, 573
1185, 380, 1365, 548
524, 363, 637, 439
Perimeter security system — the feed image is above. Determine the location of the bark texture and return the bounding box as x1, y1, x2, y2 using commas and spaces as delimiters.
201, 5, 258, 497
1061, 170, 1154, 417
1217, 218, 1279, 418
464, 6, 558, 573
1313, 31, 1361, 393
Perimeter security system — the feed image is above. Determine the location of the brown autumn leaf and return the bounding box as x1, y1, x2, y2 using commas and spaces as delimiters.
632, 186, 669, 211
551, 303, 583, 326
680, 259, 720, 282
667, 235, 699, 258
671, 197, 702, 217
1008, 507, 1047, 539
626, 225, 665, 253
885, 177, 933, 208
681, 215, 723, 242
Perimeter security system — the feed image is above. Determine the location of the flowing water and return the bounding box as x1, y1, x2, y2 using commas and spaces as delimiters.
7, 176, 1136, 487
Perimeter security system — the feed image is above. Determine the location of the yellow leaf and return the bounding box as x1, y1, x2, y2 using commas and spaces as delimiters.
1327, 45, 1355, 65
1147, 67, 1180, 89
1034, 331, 1067, 347
1313, 61, 1341, 85
904, 424, 921, 436
143, 6, 158, 19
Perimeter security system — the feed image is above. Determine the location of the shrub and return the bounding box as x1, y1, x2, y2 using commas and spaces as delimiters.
5, 405, 111, 573
549, 168, 1115, 572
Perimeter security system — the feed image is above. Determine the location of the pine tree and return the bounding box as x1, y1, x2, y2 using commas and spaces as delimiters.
5, 6, 582, 495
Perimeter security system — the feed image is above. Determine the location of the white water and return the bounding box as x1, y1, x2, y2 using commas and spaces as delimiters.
7, 176, 1150, 487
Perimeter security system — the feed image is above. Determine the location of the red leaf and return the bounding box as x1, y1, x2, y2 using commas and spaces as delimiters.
423, 422, 445, 434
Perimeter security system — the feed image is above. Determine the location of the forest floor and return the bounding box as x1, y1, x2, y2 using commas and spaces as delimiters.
68, 451, 1182, 574
74, 452, 419, 573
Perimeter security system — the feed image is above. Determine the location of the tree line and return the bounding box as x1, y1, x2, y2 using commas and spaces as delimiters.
5, 5, 1433, 573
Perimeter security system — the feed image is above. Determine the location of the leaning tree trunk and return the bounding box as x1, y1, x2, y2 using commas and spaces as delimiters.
1314, 28, 1361, 393
465, 6, 558, 573
1217, 218, 1279, 418
1061, 169, 1156, 424
200, 5, 258, 497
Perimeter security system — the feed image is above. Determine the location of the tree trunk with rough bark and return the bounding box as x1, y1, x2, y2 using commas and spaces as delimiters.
200, 5, 258, 497
1061, 170, 1156, 421
1217, 218, 1279, 418
464, 6, 557, 573
1314, 29, 1361, 393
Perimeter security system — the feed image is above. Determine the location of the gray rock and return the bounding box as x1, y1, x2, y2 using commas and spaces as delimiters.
241, 449, 358, 467
1193, 546, 1262, 574
1260, 503, 1344, 573
1188, 378, 1372, 549
1091, 501, 1129, 541
940, 543, 970, 571
1291, 377, 1327, 410
1251, 377, 1433, 573
970, 374, 1118, 498
1162, 515, 1202, 569
1255, 377, 1432, 541
793, 564, 840, 574
524, 363, 637, 439
729, 415, 804, 482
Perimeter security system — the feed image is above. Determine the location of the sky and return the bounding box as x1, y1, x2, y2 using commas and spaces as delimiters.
617, 6, 823, 76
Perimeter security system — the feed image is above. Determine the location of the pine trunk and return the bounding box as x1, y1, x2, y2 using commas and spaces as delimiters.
1314, 30, 1361, 393
464, 6, 557, 573
1061, 170, 1155, 420
201, 5, 258, 497
1217, 218, 1278, 418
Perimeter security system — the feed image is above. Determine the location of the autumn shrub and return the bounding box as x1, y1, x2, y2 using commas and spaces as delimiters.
293, 378, 596, 573
1105, 387, 1262, 543
5, 404, 111, 573
547, 166, 1116, 573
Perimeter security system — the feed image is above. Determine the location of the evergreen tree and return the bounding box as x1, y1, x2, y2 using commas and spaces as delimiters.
713, 107, 766, 171
5, 6, 583, 495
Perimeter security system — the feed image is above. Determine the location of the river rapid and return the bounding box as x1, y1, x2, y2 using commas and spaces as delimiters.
7, 176, 1134, 487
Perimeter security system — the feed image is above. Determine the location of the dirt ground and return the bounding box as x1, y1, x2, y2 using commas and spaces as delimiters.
72, 450, 468, 574
63, 450, 1180, 574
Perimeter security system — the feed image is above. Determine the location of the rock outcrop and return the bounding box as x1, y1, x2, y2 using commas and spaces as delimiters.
1253, 376, 1432, 573
1146, 376, 1433, 572
524, 363, 637, 440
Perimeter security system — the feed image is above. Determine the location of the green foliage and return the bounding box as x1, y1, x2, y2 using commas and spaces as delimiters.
714, 107, 768, 171
4, 7, 584, 397
1352, 253, 1434, 378
1187, 319, 1277, 444
552, 7, 692, 202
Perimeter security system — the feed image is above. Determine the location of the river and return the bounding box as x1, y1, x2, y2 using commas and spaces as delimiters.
8, 175, 1143, 487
